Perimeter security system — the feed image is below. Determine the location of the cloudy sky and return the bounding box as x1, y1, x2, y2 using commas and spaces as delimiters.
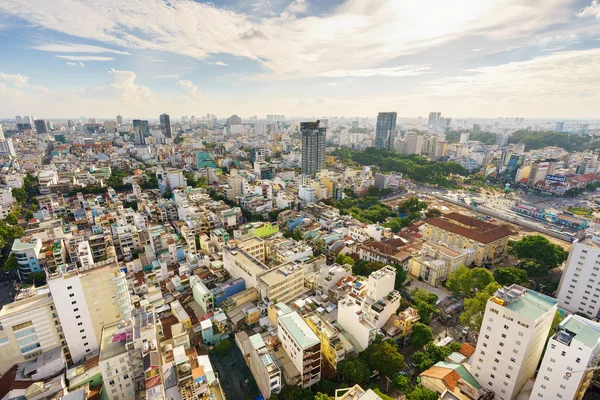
0, 0, 600, 119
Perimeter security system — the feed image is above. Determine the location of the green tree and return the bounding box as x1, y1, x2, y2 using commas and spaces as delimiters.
446, 266, 493, 298
215, 339, 232, 358
162, 190, 173, 199
460, 282, 501, 332
411, 323, 434, 347
316, 379, 336, 396
521, 260, 547, 277
353, 260, 385, 276
493, 267, 529, 286
339, 358, 371, 385
410, 288, 439, 324
510, 235, 568, 269
314, 394, 334, 400
372, 389, 393, 400
411, 342, 461, 372
364, 341, 406, 378
366, 185, 381, 198
392, 264, 408, 290
335, 253, 355, 266
3, 253, 18, 272
29, 271, 46, 285
391, 375, 410, 392
407, 386, 438, 400
271, 385, 313, 400
12, 188, 27, 205
424, 208, 442, 218
4, 212, 18, 225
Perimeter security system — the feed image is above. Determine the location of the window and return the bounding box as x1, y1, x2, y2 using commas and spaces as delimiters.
560, 384, 566, 389
73, 308, 79, 312
550, 358, 556, 363
79, 329, 85, 333
485, 335, 490, 339
497, 350, 502, 355
75, 315, 80, 319
69, 294, 74, 297
504, 325, 509, 329
491, 374, 495, 379
495, 358, 499, 363
510, 357, 516, 362
544, 376, 550, 381
71, 301, 76, 305
501, 334, 506, 338
548, 367, 553, 372
67, 286, 72, 290
506, 374, 511, 379
561, 351, 566, 356
576, 358, 581, 363
500, 342, 504, 347
518, 331, 524, 337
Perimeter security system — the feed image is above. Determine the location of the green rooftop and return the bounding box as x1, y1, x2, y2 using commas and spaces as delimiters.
497, 286, 557, 321
560, 315, 600, 349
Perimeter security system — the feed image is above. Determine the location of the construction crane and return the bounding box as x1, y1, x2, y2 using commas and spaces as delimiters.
565, 366, 600, 378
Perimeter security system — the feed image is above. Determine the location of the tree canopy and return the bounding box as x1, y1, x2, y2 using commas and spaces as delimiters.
411, 323, 434, 347
508, 130, 589, 152
363, 341, 406, 378
510, 235, 568, 270
410, 288, 439, 324
411, 342, 461, 372
493, 267, 529, 286
460, 282, 502, 332
445, 266, 494, 298
407, 386, 439, 400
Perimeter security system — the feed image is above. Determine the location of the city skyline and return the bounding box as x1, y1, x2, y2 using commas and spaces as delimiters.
1, 0, 600, 118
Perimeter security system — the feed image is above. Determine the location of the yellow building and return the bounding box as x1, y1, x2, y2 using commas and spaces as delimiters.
422, 212, 512, 266
304, 312, 345, 369
383, 307, 420, 339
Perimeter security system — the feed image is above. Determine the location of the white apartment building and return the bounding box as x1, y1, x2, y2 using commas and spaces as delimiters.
298, 185, 317, 207
257, 262, 305, 304
0, 287, 64, 375
314, 263, 352, 299
11, 236, 43, 279
556, 235, 600, 319
337, 297, 377, 351
277, 311, 322, 388
47, 263, 132, 364
471, 285, 558, 400
531, 314, 600, 400
77, 241, 94, 269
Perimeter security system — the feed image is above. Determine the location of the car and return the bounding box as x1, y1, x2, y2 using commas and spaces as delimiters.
461, 327, 469, 335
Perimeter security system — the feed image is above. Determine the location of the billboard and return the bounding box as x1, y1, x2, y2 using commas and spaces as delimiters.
546, 174, 567, 183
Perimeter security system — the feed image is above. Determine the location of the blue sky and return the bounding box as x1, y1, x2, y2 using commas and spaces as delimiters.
0, 0, 600, 119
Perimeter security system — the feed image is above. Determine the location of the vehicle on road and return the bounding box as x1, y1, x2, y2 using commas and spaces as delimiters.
461, 327, 468, 335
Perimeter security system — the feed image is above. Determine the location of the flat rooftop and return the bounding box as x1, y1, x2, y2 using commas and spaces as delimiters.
493, 285, 557, 320
227, 248, 269, 275
279, 311, 320, 349
99, 321, 129, 361
559, 314, 600, 348
0, 290, 53, 317
258, 263, 300, 287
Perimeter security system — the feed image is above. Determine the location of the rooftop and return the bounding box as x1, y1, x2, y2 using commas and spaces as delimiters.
556, 314, 600, 349
99, 321, 128, 361
226, 247, 269, 275
491, 285, 557, 320
279, 311, 320, 349
425, 212, 513, 244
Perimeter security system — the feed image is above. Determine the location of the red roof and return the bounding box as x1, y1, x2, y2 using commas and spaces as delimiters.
425, 212, 513, 244
570, 173, 600, 183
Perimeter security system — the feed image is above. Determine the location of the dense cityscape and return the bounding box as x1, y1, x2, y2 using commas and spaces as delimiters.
2, 0, 600, 399
0, 112, 599, 400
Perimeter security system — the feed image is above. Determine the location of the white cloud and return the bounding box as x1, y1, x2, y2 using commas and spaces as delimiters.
155, 74, 180, 79
0, 0, 581, 79
0, 72, 49, 93
177, 80, 203, 100
32, 42, 130, 54
213, 61, 228, 66
55, 55, 114, 61
318, 65, 431, 78
578, 0, 600, 19
66, 61, 85, 67
85, 69, 153, 104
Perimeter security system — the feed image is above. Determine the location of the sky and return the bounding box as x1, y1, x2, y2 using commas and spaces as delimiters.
0, 0, 600, 119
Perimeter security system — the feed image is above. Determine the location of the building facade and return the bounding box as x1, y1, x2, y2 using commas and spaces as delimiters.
301, 121, 326, 178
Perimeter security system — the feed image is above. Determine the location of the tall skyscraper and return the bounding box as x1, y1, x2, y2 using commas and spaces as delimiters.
15, 116, 22, 124
34, 119, 48, 134
116, 114, 123, 126
160, 113, 172, 138
301, 121, 326, 177
428, 112, 441, 133
0, 124, 4, 141
132, 119, 150, 145
374, 112, 397, 150
555, 121, 565, 132
227, 114, 242, 126
471, 285, 557, 400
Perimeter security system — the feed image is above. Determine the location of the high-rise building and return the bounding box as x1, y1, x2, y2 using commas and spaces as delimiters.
159, 113, 172, 138
531, 314, 600, 400
460, 132, 470, 143
16, 123, 32, 133
132, 119, 150, 145
351, 121, 359, 129
556, 235, 600, 319
251, 147, 266, 163
116, 114, 123, 126
555, 121, 565, 132
15, 115, 22, 124
428, 112, 441, 133
374, 112, 397, 150
254, 121, 266, 136
473, 123, 481, 133
471, 285, 557, 400
227, 114, 242, 126
301, 121, 326, 177
0, 124, 4, 141
404, 133, 423, 155
0, 139, 16, 157
34, 119, 48, 134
